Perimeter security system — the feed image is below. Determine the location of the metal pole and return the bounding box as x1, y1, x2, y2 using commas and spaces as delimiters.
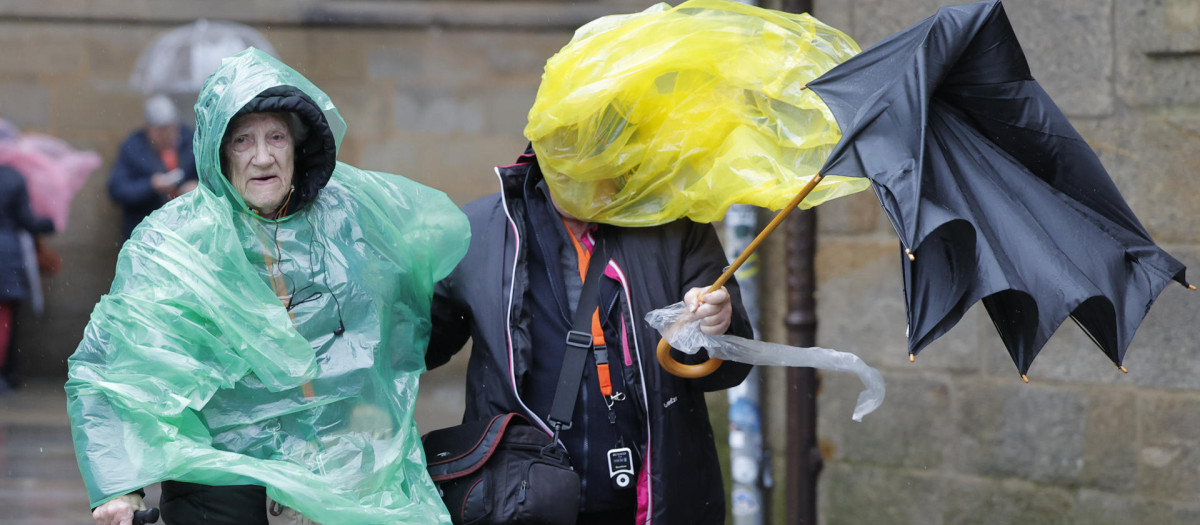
785, 206, 821, 525
780, 3, 820, 523
724, 204, 765, 525
780, 0, 814, 15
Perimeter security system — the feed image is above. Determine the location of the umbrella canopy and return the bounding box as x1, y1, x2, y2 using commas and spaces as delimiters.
0, 120, 101, 231
130, 19, 278, 94
525, 0, 868, 227
807, 0, 1190, 377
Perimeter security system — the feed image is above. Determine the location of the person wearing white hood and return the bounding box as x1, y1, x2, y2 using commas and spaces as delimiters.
108, 94, 199, 239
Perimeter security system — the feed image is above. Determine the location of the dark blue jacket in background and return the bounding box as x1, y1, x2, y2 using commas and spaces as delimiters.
107, 124, 197, 239
0, 166, 54, 301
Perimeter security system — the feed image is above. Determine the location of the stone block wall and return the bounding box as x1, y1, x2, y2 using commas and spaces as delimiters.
4, 1, 1196, 523
808, 1, 1200, 524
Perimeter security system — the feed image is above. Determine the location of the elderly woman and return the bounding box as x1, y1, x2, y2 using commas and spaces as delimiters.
68, 49, 467, 525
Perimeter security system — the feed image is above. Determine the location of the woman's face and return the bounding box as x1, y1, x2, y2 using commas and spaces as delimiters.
224, 112, 295, 217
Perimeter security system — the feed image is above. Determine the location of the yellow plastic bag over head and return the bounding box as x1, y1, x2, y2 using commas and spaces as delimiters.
525, 0, 869, 227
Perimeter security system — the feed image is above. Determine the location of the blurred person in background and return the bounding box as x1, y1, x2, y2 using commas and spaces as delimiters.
0, 122, 55, 392
108, 94, 199, 239
0, 117, 100, 391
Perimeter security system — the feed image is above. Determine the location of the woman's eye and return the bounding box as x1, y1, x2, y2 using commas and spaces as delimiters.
231, 136, 252, 151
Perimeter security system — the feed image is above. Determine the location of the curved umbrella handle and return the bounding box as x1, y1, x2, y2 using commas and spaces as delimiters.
657, 337, 724, 377
656, 175, 825, 378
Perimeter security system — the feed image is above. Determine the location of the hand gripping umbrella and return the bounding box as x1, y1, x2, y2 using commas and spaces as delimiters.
804, 0, 1191, 380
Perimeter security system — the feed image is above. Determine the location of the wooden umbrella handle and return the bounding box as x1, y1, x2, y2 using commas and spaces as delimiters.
657, 338, 724, 378
656, 174, 825, 378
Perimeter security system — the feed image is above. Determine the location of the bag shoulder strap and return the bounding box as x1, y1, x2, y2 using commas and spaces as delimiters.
546, 238, 607, 432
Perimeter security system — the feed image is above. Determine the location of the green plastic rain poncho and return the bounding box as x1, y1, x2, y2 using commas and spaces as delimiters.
525, 0, 868, 227
66, 49, 467, 523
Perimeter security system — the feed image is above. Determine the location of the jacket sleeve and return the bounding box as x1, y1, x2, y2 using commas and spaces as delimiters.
179, 126, 200, 183
107, 134, 159, 208
426, 276, 471, 370
677, 220, 753, 392
10, 172, 55, 234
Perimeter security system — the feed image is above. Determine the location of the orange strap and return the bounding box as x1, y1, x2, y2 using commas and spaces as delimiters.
160, 148, 178, 171
563, 218, 612, 397
263, 249, 315, 399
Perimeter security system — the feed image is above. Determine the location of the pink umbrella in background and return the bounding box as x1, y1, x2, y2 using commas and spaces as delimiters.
0, 119, 102, 232
0, 119, 101, 314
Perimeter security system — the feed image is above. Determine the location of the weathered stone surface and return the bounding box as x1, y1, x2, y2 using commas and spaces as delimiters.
0, 80, 51, 130
1136, 393, 1200, 501
479, 81, 541, 135
949, 381, 1088, 485
469, 32, 570, 76
353, 133, 416, 178
323, 81, 392, 138
816, 190, 883, 236
1073, 489, 1200, 525
941, 477, 1074, 525
0, 23, 85, 78
1004, 0, 1115, 117
819, 371, 952, 469
819, 464, 944, 525
1074, 112, 1200, 245
1116, 0, 1200, 107
844, 0, 962, 49
809, 1, 852, 39
814, 235, 895, 283
1119, 246, 1200, 391
407, 133, 529, 202
51, 83, 143, 136
393, 86, 485, 135
82, 25, 157, 84
815, 238, 913, 368
369, 33, 488, 89
1077, 389, 1139, 492
830, 0, 1115, 116
1021, 322, 1142, 385
818, 236, 985, 374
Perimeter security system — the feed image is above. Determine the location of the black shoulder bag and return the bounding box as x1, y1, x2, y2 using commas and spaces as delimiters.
422, 243, 609, 525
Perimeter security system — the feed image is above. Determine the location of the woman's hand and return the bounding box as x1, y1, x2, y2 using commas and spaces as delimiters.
684, 286, 732, 336
92, 493, 146, 525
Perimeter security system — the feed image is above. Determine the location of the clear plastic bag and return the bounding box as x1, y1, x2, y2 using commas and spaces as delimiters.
647, 301, 885, 422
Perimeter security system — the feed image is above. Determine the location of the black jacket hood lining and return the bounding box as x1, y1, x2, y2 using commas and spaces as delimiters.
222, 86, 337, 215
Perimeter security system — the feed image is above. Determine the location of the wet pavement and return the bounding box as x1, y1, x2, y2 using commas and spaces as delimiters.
0, 380, 95, 525
0, 354, 468, 525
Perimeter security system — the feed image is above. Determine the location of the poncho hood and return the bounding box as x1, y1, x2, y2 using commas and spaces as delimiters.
67, 48, 467, 523
195, 49, 340, 217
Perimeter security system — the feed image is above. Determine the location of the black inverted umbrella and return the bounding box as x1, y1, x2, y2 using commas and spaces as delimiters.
807, 0, 1191, 378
